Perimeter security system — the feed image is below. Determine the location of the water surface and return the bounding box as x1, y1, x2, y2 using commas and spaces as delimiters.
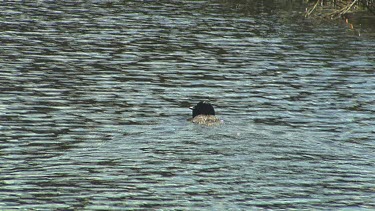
1, 0, 374, 210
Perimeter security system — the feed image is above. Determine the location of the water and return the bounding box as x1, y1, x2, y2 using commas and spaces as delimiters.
1, 0, 374, 210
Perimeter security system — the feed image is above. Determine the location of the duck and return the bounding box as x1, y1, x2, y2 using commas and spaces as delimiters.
188, 101, 222, 126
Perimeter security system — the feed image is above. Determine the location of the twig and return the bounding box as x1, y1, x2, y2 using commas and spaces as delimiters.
342, 0, 359, 14
325, 0, 359, 19
305, 0, 321, 17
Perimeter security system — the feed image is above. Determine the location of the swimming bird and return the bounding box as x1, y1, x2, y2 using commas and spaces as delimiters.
189, 101, 222, 126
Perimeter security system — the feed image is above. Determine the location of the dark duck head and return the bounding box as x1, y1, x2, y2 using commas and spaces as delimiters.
190, 101, 215, 118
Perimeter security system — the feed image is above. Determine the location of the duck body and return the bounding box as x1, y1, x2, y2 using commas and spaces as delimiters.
190, 114, 221, 126
189, 101, 222, 126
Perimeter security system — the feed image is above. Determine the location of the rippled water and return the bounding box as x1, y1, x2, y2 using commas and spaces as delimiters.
1, 0, 374, 210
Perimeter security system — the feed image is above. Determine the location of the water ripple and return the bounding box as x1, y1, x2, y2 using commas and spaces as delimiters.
1, 0, 374, 210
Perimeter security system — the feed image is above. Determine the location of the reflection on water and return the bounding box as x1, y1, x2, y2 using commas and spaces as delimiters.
1, 0, 374, 210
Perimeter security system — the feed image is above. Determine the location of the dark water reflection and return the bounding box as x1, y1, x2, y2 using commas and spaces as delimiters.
1, 0, 374, 210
